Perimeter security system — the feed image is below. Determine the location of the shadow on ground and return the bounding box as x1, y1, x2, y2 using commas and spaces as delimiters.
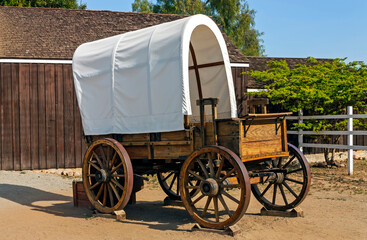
123, 200, 192, 231
0, 184, 91, 218
0, 183, 193, 231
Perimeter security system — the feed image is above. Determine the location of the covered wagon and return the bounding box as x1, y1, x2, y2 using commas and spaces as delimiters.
73, 14, 311, 229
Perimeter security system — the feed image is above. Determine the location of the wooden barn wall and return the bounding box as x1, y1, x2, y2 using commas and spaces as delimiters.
231, 66, 254, 117
0, 63, 86, 170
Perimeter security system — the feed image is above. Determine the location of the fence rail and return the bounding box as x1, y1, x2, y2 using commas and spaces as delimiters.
285, 106, 367, 175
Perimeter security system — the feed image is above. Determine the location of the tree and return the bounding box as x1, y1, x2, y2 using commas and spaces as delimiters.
132, 0, 264, 56
245, 58, 367, 165
0, 0, 87, 9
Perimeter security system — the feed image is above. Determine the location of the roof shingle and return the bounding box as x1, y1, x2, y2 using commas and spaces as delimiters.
0, 6, 248, 62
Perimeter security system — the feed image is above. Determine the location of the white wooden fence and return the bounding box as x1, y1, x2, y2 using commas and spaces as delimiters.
286, 106, 367, 175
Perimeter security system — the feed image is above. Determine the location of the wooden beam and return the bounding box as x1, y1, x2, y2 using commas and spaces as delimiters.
189, 43, 203, 100
189, 61, 224, 70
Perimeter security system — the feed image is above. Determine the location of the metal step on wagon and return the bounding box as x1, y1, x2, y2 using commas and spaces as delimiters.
72, 14, 311, 230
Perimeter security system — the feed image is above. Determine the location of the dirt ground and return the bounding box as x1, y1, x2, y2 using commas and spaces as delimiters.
0, 160, 366, 240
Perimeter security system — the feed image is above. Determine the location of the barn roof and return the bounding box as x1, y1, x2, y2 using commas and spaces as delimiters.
0, 6, 248, 63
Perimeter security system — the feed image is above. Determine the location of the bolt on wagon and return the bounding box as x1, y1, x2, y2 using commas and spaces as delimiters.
73, 14, 311, 230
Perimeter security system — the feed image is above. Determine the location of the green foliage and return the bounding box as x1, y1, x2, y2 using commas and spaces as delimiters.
132, 0, 153, 13
0, 0, 87, 9
245, 58, 367, 164
131, 0, 264, 56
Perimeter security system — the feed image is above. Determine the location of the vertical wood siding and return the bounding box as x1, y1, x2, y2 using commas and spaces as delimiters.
0, 63, 364, 169
0, 63, 86, 170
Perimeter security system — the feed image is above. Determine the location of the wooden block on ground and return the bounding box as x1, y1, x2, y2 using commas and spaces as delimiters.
260, 207, 304, 217
163, 197, 184, 207
114, 210, 126, 221
72, 181, 93, 209
191, 223, 241, 237
93, 210, 127, 221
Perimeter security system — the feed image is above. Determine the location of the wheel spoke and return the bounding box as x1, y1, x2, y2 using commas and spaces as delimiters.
94, 183, 104, 201
107, 184, 114, 207
207, 153, 215, 178
111, 178, 124, 191
162, 171, 174, 182
223, 184, 240, 189
283, 181, 298, 198
222, 190, 240, 204
88, 161, 101, 171
99, 145, 107, 166
102, 184, 107, 207
111, 162, 124, 174
272, 184, 278, 204
89, 182, 101, 191
279, 184, 288, 205
87, 174, 95, 177
112, 174, 125, 178
260, 182, 273, 197
185, 185, 200, 190
92, 151, 104, 168
220, 168, 236, 183
215, 157, 224, 179
287, 168, 303, 175
201, 196, 212, 218
188, 170, 205, 182
110, 151, 117, 169
109, 182, 121, 201
277, 158, 283, 168
168, 173, 177, 190
197, 159, 209, 179
218, 194, 231, 217
213, 196, 219, 223
192, 194, 205, 206
285, 177, 303, 185
283, 155, 296, 169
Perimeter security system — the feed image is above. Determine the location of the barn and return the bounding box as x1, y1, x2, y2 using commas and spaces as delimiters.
0, 6, 251, 170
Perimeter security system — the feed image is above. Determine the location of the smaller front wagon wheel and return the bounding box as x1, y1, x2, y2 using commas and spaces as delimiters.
180, 146, 251, 229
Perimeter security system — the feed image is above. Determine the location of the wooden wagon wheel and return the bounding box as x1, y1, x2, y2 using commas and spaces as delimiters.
251, 143, 311, 211
82, 138, 133, 213
157, 170, 181, 200
180, 146, 251, 229
157, 170, 199, 200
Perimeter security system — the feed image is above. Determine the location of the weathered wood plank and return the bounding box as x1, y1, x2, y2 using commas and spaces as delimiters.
1, 64, 14, 170
64, 65, 75, 168
74, 87, 83, 167
56, 64, 65, 168
45, 64, 56, 168
11, 64, 21, 170
30, 64, 40, 169
37, 64, 47, 169
19, 64, 31, 170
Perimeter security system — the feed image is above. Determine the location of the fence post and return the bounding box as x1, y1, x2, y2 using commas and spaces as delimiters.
298, 109, 303, 153
347, 106, 353, 175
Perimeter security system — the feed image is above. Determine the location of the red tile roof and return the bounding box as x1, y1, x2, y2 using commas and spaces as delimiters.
0, 6, 248, 62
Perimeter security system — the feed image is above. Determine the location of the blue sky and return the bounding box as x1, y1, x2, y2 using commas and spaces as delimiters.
83, 0, 367, 63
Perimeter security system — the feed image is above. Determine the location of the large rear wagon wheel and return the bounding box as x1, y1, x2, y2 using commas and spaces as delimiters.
251, 143, 311, 211
180, 146, 251, 229
82, 138, 133, 213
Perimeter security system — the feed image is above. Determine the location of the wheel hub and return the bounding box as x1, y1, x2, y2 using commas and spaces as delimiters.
275, 172, 285, 184
95, 169, 111, 183
200, 178, 219, 196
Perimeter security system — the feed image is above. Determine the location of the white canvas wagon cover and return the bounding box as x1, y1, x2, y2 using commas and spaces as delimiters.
73, 14, 237, 135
